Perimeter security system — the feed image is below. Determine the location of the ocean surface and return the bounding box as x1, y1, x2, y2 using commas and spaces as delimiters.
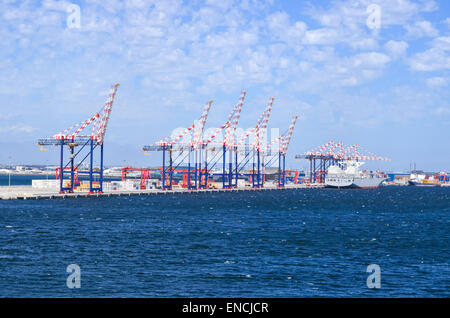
0, 175, 449, 297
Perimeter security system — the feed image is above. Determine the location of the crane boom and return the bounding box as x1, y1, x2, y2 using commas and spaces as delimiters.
225, 91, 246, 148
254, 97, 274, 150
280, 115, 298, 155
97, 83, 120, 145
193, 100, 213, 148
39, 83, 119, 145
303, 141, 390, 161
157, 99, 213, 147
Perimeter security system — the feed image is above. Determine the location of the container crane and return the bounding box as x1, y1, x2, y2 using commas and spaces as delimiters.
142, 100, 213, 189
295, 141, 390, 183
233, 97, 274, 187
278, 115, 298, 187
192, 91, 247, 189
37, 83, 120, 193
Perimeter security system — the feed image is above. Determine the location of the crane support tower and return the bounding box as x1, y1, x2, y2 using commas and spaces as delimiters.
222, 91, 246, 189
277, 115, 299, 187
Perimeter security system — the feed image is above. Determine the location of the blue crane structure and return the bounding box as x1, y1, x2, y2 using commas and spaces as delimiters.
143, 92, 299, 189
37, 84, 120, 193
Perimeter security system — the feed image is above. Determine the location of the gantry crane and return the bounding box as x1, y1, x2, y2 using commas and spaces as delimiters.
143, 100, 213, 189
277, 115, 299, 187
258, 114, 299, 187
295, 141, 391, 183
232, 97, 274, 187
143, 92, 302, 190
37, 83, 120, 193
222, 91, 246, 188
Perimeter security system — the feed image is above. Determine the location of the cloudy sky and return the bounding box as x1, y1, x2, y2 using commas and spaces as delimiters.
0, 0, 449, 171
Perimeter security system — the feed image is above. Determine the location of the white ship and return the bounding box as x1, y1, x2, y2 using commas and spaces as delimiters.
408, 172, 440, 187
325, 160, 386, 189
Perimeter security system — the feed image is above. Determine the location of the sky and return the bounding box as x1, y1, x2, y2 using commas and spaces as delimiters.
0, 0, 449, 172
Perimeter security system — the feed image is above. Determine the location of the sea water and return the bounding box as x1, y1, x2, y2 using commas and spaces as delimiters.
0, 175, 448, 297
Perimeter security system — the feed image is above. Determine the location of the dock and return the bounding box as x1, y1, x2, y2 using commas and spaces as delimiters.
0, 184, 324, 201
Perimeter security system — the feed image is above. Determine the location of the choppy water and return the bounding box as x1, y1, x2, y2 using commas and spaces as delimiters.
0, 175, 449, 297
0, 174, 120, 187
0, 174, 49, 186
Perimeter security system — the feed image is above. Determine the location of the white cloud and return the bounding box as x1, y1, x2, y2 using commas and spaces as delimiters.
373, 0, 438, 26
349, 38, 379, 50
410, 37, 450, 71
0, 124, 36, 134
307, 0, 438, 29
351, 52, 391, 68
426, 77, 448, 87
0, 0, 447, 136
434, 36, 450, 50
125, 0, 149, 9
406, 20, 439, 38
206, 0, 235, 11
327, 52, 391, 86
316, 13, 342, 28
384, 40, 409, 58
267, 11, 307, 45
42, 0, 73, 11
303, 28, 340, 45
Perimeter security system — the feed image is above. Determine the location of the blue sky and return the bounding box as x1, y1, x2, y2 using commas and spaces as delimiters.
0, 0, 449, 172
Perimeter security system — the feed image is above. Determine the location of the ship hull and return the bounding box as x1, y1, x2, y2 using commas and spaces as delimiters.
325, 176, 385, 189
408, 181, 440, 187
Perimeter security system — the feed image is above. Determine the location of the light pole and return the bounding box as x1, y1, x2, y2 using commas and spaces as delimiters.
8, 156, 12, 190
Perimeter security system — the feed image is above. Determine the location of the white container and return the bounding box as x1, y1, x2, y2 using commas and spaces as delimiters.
32, 179, 59, 189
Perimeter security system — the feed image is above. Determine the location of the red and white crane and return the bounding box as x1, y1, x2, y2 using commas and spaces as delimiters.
304, 141, 390, 161
193, 100, 213, 149
49, 83, 120, 145
280, 115, 298, 155
224, 91, 246, 149
234, 97, 275, 150
201, 91, 247, 148
37, 83, 120, 194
